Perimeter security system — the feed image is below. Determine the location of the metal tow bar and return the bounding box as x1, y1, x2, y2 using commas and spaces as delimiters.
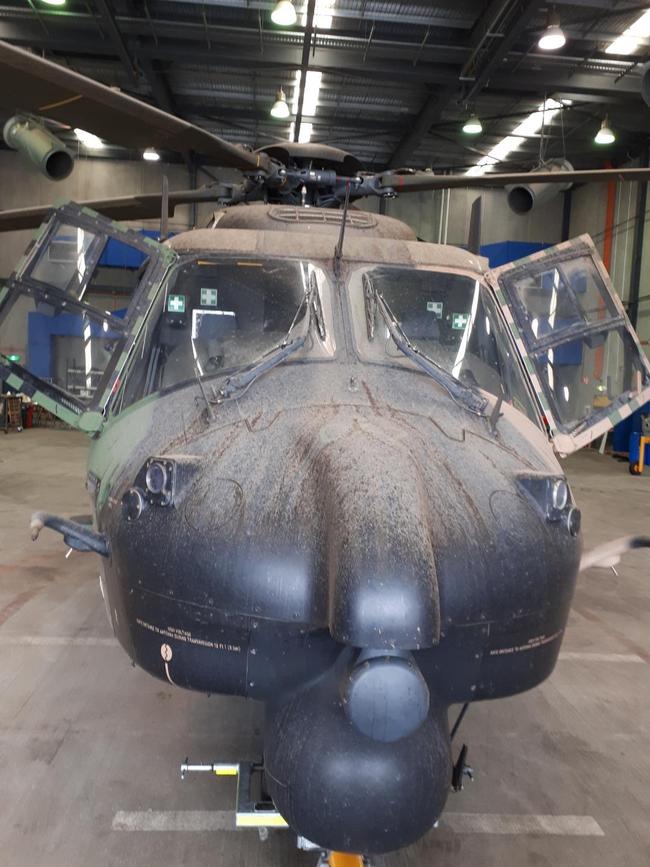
180, 759, 368, 866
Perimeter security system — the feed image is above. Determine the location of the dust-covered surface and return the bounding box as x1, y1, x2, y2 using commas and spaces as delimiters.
1, 435, 649, 865
94, 356, 576, 654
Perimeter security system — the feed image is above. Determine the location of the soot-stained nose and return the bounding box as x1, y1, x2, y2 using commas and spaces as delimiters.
303, 425, 441, 650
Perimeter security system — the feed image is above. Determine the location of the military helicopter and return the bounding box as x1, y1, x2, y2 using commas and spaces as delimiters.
1, 38, 650, 861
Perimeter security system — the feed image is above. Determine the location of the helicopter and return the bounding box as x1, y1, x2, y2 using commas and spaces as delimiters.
1, 37, 650, 860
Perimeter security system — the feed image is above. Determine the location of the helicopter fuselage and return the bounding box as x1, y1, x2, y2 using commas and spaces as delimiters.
84, 206, 581, 853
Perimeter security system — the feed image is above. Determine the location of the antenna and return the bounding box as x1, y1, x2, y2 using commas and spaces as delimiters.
160, 174, 169, 242
467, 196, 482, 254
488, 387, 504, 436
334, 180, 352, 275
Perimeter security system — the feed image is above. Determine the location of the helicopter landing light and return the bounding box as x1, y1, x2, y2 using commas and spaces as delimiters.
567, 507, 581, 536
122, 488, 146, 522
517, 475, 575, 525
552, 479, 569, 511
145, 462, 168, 496
143, 458, 174, 506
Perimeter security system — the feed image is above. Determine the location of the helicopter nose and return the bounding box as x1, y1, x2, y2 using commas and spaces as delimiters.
307, 425, 440, 650
264, 654, 451, 854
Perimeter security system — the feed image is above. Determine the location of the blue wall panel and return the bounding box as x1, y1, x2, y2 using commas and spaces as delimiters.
98, 229, 160, 268
480, 241, 551, 268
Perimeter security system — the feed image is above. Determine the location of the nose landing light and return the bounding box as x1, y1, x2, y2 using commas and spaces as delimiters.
122, 455, 202, 520
145, 461, 170, 497
122, 488, 146, 522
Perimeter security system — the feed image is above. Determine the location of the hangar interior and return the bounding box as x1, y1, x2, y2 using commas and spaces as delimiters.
1, 0, 650, 865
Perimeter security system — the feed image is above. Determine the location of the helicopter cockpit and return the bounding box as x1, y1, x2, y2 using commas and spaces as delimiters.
1, 203, 649, 458
111, 257, 334, 412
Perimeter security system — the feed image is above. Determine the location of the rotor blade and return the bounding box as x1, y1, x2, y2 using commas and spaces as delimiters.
378, 167, 650, 194
0, 41, 266, 172
0, 188, 226, 232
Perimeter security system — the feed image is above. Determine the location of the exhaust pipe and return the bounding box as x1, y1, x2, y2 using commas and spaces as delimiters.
506, 158, 574, 215
3, 115, 74, 181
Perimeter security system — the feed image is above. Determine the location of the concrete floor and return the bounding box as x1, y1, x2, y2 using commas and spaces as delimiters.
1, 428, 649, 867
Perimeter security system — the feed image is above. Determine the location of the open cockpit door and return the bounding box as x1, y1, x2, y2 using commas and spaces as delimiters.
0, 203, 176, 432
486, 234, 650, 455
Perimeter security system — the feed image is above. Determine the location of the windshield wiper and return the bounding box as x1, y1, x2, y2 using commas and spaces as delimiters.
215, 291, 311, 401
216, 333, 307, 400
373, 289, 488, 415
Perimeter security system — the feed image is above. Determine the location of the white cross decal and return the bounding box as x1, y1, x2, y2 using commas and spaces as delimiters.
168, 295, 185, 313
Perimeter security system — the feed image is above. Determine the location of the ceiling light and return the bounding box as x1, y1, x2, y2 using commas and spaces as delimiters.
595, 117, 615, 145
271, 0, 297, 26
270, 88, 290, 119
467, 98, 570, 176
606, 9, 650, 55
538, 7, 566, 50
538, 24, 566, 50
463, 115, 483, 135
74, 128, 104, 149
41, 0, 66, 6
142, 147, 160, 161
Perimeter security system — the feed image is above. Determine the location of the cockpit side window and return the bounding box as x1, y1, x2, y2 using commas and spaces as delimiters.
112, 256, 332, 413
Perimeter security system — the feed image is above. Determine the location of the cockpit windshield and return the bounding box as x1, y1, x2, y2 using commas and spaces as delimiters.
359, 266, 541, 424
115, 257, 315, 411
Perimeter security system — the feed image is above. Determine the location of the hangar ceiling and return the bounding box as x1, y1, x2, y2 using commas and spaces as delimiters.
0, 0, 649, 173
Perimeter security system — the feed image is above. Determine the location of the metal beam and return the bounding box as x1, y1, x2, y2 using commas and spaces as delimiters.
0, 12, 642, 97
137, 54, 177, 115
387, 0, 543, 167
460, 0, 514, 81
387, 88, 456, 168
119, 0, 643, 23
93, 0, 138, 82
1, 28, 642, 110
462, 0, 543, 103
138, 0, 477, 30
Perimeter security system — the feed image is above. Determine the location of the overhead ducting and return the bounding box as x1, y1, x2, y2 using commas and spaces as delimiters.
506, 158, 574, 215
3, 115, 74, 181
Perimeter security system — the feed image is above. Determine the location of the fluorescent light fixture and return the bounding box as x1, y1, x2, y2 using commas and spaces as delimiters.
291, 70, 323, 116
606, 9, 650, 55
462, 115, 483, 135
271, 0, 297, 26
287, 2, 334, 143
538, 23, 566, 50
271, 88, 291, 119
289, 121, 313, 144
142, 147, 160, 161
466, 98, 569, 176
595, 117, 615, 145
74, 128, 104, 149
301, 0, 335, 28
